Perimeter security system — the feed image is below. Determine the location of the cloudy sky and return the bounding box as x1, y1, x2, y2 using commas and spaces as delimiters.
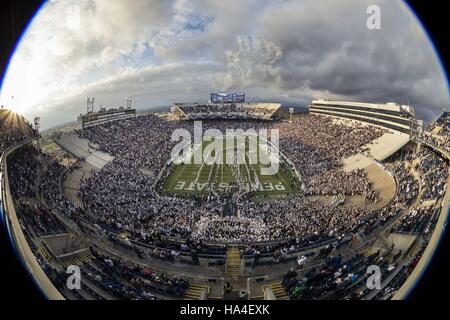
0, 0, 449, 129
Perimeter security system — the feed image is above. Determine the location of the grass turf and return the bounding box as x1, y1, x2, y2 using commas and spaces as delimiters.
163, 137, 299, 197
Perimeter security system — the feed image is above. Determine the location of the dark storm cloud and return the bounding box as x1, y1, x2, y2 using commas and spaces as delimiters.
244, 0, 449, 121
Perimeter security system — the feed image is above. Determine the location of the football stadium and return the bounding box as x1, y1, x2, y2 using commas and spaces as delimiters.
1, 94, 449, 301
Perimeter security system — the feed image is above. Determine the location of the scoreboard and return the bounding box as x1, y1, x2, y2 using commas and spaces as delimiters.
211, 93, 245, 103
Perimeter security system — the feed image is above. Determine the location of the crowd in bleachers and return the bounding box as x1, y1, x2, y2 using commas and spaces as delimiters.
423, 113, 450, 154
7, 146, 39, 197
277, 116, 386, 174
279, 144, 448, 300
176, 103, 278, 120
6, 143, 191, 300
276, 116, 382, 201
392, 149, 448, 234
8, 146, 67, 235
415, 150, 448, 200
85, 249, 190, 299
4, 108, 450, 300
0, 109, 36, 155
236, 197, 369, 243
243, 157, 424, 270
281, 248, 401, 300
79, 115, 178, 177
6, 111, 438, 248
394, 206, 436, 234
74, 114, 386, 243
304, 169, 377, 200
17, 201, 67, 235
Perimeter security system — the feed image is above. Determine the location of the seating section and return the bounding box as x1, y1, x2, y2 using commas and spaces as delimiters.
2, 106, 449, 301
0, 109, 36, 155
175, 103, 281, 120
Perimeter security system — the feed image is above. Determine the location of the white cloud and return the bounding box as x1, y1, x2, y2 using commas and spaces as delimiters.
214, 35, 283, 90
1, 0, 174, 114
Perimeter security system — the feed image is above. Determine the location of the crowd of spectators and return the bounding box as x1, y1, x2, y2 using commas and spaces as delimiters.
0, 109, 36, 155
284, 144, 449, 300
393, 149, 447, 234
75, 114, 386, 243
176, 103, 278, 120
304, 169, 376, 200
7, 146, 39, 198
395, 206, 436, 234
4, 107, 450, 300
282, 248, 402, 300
7, 146, 67, 235
6, 110, 438, 248
415, 150, 448, 200
5, 143, 190, 300
86, 250, 190, 299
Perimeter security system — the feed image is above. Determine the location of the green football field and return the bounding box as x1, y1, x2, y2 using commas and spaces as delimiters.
163, 137, 300, 197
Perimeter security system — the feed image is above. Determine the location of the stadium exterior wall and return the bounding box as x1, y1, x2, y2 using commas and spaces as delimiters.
309, 100, 421, 135
79, 108, 136, 129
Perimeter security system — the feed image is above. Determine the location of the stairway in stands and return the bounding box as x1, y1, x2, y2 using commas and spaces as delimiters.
36, 246, 51, 261
64, 187, 84, 209
362, 247, 377, 257
226, 247, 241, 277
262, 283, 289, 300
60, 254, 96, 268
183, 285, 210, 300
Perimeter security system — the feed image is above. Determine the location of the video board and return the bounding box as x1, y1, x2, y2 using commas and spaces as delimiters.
210, 93, 245, 103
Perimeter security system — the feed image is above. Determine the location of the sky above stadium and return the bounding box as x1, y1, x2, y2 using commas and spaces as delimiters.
0, 0, 449, 129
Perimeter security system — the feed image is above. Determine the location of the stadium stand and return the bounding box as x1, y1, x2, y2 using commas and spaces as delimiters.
1, 100, 449, 300
172, 103, 281, 121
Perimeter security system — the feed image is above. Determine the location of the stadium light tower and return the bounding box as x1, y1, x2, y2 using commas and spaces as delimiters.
289, 108, 294, 123
34, 117, 41, 152
87, 98, 95, 114
126, 97, 133, 109
34, 117, 41, 132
